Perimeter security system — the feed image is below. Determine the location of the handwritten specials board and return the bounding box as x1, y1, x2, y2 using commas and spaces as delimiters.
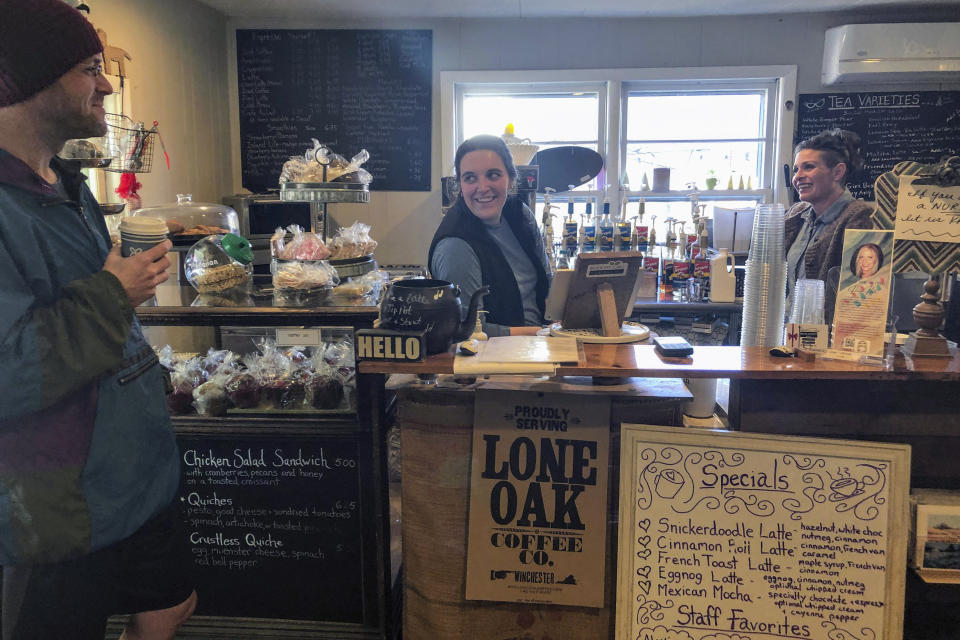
237, 29, 431, 193
177, 433, 364, 622
616, 425, 911, 640
796, 91, 960, 201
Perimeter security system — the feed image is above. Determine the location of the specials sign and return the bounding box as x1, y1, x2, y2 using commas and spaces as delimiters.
465, 390, 610, 607
615, 425, 911, 640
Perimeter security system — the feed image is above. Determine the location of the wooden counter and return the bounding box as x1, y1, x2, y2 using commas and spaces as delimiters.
382, 343, 960, 640
364, 342, 960, 488
360, 344, 960, 380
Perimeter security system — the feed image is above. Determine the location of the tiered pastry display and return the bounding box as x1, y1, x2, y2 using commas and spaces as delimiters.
270, 225, 340, 301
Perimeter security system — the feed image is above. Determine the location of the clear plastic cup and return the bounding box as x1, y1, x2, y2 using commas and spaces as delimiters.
789, 279, 825, 324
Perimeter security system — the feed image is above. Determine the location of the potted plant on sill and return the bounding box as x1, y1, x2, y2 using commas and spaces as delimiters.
705, 170, 718, 190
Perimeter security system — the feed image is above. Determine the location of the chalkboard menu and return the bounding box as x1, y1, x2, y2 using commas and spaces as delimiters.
177, 433, 364, 622
616, 425, 911, 640
237, 29, 432, 193
796, 91, 960, 201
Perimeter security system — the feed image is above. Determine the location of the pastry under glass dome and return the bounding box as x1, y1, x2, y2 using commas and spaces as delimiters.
131, 194, 239, 245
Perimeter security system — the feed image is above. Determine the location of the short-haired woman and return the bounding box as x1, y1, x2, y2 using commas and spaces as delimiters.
786, 128, 875, 323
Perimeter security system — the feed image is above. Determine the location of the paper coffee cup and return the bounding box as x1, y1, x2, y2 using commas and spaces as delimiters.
120, 217, 168, 257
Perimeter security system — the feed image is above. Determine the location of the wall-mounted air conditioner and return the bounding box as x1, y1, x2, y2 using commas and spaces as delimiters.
822, 22, 960, 85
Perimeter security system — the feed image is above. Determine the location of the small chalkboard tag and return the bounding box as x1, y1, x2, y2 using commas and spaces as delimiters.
355, 328, 427, 362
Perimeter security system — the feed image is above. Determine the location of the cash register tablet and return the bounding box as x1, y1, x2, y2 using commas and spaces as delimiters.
544, 252, 644, 334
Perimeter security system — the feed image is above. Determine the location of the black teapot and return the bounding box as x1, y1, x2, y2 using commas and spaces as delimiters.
378, 279, 488, 354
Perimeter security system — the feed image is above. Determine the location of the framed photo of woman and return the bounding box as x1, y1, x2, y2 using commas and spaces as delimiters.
832, 229, 895, 355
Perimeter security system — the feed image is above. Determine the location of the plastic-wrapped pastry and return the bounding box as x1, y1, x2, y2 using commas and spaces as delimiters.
193, 380, 230, 416
309, 374, 344, 410
165, 355, 206, 414
279, 140, 372, 185
272, 258, 339, 291
277, 225, 330, 260
266, 374, 307, 410
225, 372, 261, 409
327, 221, 377, 259
167, 379, 196, 414
202, 348, 238, 375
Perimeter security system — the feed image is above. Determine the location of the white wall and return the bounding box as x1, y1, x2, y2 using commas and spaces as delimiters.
87, 0, 232, 207
224, 9, 959, 266
198, 8, 956, 266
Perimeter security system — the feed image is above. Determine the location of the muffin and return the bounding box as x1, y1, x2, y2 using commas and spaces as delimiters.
193, 381, 229, 416
225, 372, 261, 409
310, 374, 344, 410
166, 380, 195, 414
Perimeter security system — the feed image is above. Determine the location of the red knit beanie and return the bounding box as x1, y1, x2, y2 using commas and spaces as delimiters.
0, 0, 104, 107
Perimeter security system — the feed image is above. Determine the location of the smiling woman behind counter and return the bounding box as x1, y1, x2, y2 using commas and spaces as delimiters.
785, 128, 875, 323
428, 134, 552, 337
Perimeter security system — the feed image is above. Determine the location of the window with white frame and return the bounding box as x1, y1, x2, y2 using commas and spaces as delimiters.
457, 83, 604, 191
621, 79, 779, 248
623, 85, 773, 194
441, 67, 795, 252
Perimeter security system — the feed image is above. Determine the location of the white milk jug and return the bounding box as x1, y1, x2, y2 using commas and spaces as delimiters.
709, 248, 736, 302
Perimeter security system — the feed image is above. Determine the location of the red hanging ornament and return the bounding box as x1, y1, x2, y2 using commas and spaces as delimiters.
115, 171, 142, 210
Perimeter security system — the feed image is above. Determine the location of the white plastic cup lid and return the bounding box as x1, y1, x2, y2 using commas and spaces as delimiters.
119, 217, 168, 236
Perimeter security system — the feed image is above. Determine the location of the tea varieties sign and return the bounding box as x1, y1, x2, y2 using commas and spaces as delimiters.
465, 390, 610, 607
616, 425, 910, 640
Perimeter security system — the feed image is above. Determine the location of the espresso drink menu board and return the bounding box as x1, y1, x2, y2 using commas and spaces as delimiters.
616, 425, 911, 640
796, 91, 960, 201
177, 433, 364, 622
237, 29, 432, 193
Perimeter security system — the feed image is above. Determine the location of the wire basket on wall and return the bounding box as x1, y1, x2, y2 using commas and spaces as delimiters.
102, 113, 156, 173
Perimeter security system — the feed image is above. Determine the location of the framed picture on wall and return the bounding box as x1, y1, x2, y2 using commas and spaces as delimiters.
914, 504, 960, 584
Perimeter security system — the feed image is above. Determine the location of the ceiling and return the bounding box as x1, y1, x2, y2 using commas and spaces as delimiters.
196, 0, 959, 20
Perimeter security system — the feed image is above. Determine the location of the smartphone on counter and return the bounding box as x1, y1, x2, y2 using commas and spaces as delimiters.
653, 336, 694, 357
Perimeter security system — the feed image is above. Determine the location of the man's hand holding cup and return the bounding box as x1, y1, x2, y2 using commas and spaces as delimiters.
105, 217, 172, 305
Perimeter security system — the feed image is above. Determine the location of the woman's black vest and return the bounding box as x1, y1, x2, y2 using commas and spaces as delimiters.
428, 196, 549, 327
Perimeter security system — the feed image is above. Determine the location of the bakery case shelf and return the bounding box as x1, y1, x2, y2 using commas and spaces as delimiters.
131, 283, 394, 640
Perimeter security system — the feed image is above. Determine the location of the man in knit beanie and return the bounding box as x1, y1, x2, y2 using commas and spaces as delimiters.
0, 0, 114, 177
0, 1, 196, 639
